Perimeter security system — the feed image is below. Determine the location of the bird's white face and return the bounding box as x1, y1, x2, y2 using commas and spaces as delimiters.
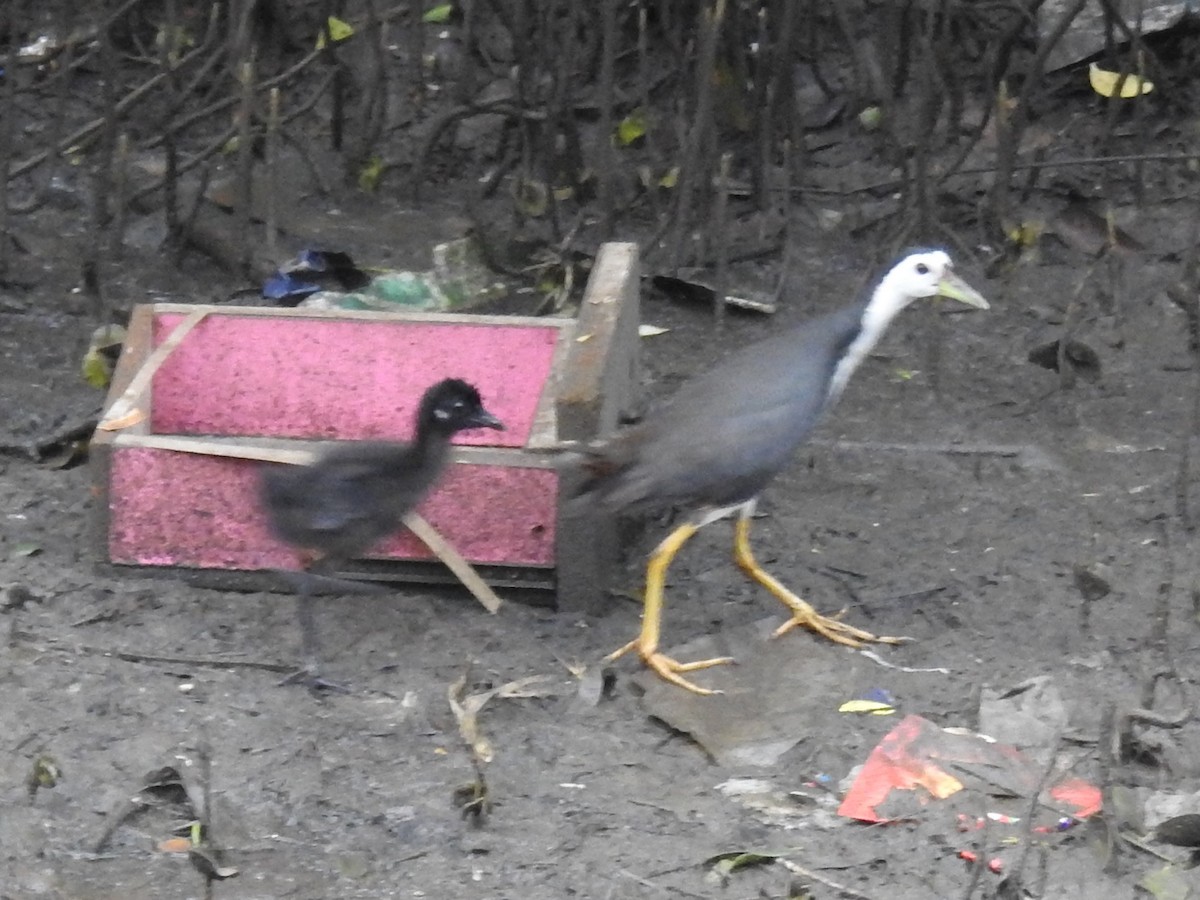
891, 250, 954, 299
828, 249, 987, 401
884, 249, 988, 309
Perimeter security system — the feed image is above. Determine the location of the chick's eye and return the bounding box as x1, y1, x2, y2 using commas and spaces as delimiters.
916, 263, 929, 275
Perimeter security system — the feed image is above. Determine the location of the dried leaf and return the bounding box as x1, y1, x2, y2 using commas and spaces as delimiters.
316, 16, 354, 49
422, 4, 454, 24
512, 178, 548, 217
1140, 864, 1189, 900
617, 109, 647, 145
81, 324, 126, 389
1088, 63, 1153, 98
358, 156, 385, 193
704, 850, 783, 886
838, 699, 896, 716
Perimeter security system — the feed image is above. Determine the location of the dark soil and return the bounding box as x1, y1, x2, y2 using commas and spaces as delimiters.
6, 209, 1200, 898
4, 9, 1200, 899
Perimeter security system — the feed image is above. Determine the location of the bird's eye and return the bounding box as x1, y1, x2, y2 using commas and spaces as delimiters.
915, 263, 929, 275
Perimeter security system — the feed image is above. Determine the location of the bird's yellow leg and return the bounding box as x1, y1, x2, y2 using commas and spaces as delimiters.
733, 512, 904, 646
604, 521, 735, 695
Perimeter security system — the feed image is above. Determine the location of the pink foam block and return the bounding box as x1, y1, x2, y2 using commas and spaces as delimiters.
108, 447, 557, 569
150, 313, 558, 443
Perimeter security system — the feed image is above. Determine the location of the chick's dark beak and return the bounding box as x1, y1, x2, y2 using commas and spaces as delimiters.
470, 408, 505, 431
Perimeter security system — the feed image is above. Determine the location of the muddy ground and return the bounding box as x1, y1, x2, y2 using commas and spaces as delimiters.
3, 38, 1200, 898
5, 199, 1200, 900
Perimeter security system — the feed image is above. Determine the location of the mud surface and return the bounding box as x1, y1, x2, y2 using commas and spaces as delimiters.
3, 21, 1200, 888
5, 207, 1200, 899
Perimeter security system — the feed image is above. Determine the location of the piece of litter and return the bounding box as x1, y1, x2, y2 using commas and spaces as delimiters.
638, 324, 670, 337
838, 699, 896, 716
858, 649, 950, 674
958, 850, 1003, 874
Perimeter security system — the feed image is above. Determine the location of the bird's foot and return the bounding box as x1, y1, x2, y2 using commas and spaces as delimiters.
604, 639, 734, 696
771, 600, 908, 647
278, 667, 353, 695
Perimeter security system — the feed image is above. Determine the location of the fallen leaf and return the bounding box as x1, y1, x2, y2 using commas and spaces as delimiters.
617, 109, 647, 145
1140, 864, 1190, 900
838, 699, 896, 716
422, 3, 454, 23
316, 16, 354, 49
358, 156, 385, 193
638, 324, 669, 337
1088, 62, 1153, 98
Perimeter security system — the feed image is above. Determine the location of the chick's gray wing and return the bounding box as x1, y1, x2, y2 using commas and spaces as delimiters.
261, 443, 415, 541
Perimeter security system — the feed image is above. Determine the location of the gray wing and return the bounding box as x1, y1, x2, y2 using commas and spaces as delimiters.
573, 305, 863, 512
260, 442, 438, 551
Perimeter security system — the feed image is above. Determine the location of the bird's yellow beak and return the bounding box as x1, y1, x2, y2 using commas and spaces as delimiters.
937, 269, 989, 309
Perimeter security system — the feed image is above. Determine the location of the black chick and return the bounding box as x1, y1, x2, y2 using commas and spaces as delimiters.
261, 378, 504, 691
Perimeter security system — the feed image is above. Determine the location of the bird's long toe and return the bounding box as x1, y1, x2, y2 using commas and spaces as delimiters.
771, 601, 906, 646
644, 652, 732, 695
603, 637, 734, 695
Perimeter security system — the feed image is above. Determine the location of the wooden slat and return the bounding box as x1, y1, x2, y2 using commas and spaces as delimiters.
110, 433, 560, 469
150, 301, 572, 331
98, 309, 208, 431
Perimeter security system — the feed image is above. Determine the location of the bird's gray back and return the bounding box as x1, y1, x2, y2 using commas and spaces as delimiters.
587, 304, 864, 511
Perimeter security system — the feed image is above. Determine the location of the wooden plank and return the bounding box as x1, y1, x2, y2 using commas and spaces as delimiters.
98, 309, 208, 431
111, 433, 559, 470
90, 304, 156, 569
555, 242, 641, 613
150, 301, 572, 331
528, 320, 576, 450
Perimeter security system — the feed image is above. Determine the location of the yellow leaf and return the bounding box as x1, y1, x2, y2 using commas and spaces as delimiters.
858, 106, 883, 131
316, 16, 354, 49
838, 699, 896, 715
81, 324, 126, 388
422, 4, 454, 23
658, 166, 679, 189
1006, 220, 1044, 248
1088, 62, 1152, 98
617, 109, 647, 146
512, 178, 548, 217
358, 156, 385, 192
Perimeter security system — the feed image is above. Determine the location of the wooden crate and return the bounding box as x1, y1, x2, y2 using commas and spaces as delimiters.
90, 243, 640, 611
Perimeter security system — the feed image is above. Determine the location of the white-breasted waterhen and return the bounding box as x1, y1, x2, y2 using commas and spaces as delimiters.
568, 250, 988, 695
261, 378, 504, 690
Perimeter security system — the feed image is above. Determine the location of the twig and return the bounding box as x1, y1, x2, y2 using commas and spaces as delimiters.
666, 0, 725, 273
776, 856, 880, 900
711, 151, 732, 329
1005, 735, 1063, 893
1096, 701, 1120, 875
960, 810, 992, 900
21, 633, 295, 674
